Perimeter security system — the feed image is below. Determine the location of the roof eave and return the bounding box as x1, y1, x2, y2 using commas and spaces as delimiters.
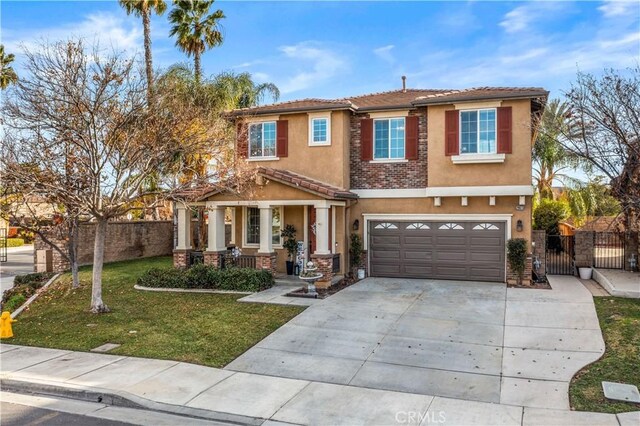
229, 104, 354, 117
412, 91, 550, 106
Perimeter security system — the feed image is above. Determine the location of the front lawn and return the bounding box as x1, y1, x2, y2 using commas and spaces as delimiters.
570, 297, 640, 413
9, 257, 304, 367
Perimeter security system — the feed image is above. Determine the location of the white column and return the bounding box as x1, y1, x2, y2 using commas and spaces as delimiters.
259, 206, 273, 253
207, 204, 226, 252
176, 205, 191, 250
315, 205, 330, 255
303, 206, 309, 262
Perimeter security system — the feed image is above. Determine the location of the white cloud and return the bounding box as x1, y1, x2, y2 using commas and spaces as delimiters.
4, 12, 142, 58
598, 0, 639, 18
276, 42, 348, 94
373, 45, 395, 64
500, 2, 567, 34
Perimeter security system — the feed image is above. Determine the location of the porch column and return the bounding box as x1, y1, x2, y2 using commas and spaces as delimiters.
314, 205, 331, 255
173, 204, 192, 268
207, 204, 226, 252
258, 205, 273, 254
176, 205, 191, 250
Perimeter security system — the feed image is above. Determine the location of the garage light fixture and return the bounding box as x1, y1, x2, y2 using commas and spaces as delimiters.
516, 220, 523, 232
352, 219, 359, 231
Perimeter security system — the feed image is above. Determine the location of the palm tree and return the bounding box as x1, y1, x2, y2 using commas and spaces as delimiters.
211, 71, 280, 110
0, 45, 18, 90
168, 0, 225, 84
119, 0, 167, 103
533, 99, 580, 199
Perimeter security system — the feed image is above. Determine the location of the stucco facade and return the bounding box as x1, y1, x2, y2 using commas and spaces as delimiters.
175, 86, 547, 283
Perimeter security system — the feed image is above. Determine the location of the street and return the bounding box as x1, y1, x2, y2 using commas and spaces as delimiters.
0, 245, 35, 295
1, 401, 133, 426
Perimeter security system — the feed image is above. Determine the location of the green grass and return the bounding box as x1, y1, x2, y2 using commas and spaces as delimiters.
9, 256, 304, 367
570, 297, 640, 413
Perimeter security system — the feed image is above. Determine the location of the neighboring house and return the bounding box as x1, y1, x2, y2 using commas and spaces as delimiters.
173, 86, 548, 284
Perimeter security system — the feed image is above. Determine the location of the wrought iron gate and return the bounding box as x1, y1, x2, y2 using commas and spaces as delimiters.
0, 228, 7, 263
594, 232, 625, 269
546, 235, 575, 275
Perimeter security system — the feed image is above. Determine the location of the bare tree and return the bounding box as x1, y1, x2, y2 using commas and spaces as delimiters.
2, 39, 245, 313
561, 68, 640, 262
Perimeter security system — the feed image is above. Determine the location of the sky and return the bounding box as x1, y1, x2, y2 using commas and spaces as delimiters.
2, 0, 639, 104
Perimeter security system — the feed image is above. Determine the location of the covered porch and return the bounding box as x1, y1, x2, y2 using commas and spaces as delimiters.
173, 168, 357, 285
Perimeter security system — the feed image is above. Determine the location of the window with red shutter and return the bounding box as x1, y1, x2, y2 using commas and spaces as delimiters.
445, 110, 459, 156
360, 118, 373, 161
405, 115, 419, 160
276, 120, 288, 157
497, 107, 512, 154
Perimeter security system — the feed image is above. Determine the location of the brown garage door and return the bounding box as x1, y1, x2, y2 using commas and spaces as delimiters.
369, 221, 506, 282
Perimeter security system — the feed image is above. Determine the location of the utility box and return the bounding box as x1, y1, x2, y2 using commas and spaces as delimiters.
35, 249, 53, 273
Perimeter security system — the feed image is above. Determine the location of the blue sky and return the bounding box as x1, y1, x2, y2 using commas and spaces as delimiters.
2, 0, 639, 103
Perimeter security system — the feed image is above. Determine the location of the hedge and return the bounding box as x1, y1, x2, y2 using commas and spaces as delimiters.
137, 264, 274, 293
6, 238, 25, 247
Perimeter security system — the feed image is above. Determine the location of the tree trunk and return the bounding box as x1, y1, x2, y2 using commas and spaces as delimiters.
194, 51, 201, 85
197, 206, 205, 250
68, 218, 80, 289
142, 9, 154, 104
90, 218, 110, 313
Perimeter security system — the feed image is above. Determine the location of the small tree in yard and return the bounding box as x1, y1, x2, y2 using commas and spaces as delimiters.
349, 233, 363, 277
2, 40, 237, 313
561, 68, 640, 262
507, 238, 528, 286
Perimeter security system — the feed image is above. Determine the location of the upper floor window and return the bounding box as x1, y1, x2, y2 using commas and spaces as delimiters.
460, 109, 496, 154
249, 122, 276, 158
309, 116, 331, 146
374, 118, 405, 160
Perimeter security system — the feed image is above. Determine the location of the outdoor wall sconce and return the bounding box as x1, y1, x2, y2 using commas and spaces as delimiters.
353, 219, 360, 231
516, 220, 523, 232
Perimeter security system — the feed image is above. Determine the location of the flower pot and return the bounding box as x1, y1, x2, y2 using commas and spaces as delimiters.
286, 261, 294, 275
578, 267, 593, 280
357, 268, 365, 280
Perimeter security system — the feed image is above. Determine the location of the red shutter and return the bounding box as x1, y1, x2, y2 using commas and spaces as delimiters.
445, 110, 459, 156
497, 106, 512, 154
360, 118, 373, 161
276, 120, 288, 157
236, 122, 248, 158
405, 115, 419, 160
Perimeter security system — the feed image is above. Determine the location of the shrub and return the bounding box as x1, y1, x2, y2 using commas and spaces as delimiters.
136, 267, 188, 288
136, 265, 274, 292
16, 229, 35, 243
349, 233, 363, 270
3, 294, 26, 313
14, 272, 54, 287
6, 238, 25, 247
281, 224, 298, 260
507, 238, 528, 285
533, 198, 568, 235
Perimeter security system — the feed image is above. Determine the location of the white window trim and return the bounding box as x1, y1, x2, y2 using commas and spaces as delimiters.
373, 117, 406, 160
242, 206, 284, 249
248, 121, 277, 160
451, 153, 505, 164
308, 113, 331, 146
459, 108, 497, 155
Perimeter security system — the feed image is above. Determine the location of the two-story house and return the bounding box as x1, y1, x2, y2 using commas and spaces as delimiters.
173, 86, 548, 285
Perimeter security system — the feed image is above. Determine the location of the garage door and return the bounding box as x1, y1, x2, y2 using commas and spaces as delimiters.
369, 221, 506, 282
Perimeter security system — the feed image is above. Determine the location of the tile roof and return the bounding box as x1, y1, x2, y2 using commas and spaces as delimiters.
257, 167, 358, 200
231, 87, 548, 115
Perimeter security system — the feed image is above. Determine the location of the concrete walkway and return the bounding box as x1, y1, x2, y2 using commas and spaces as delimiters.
593, 268, 640, 298
227, 276, 605, 410
1, 344, 636, 425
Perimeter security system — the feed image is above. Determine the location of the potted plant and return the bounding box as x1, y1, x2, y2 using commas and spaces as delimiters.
281, 224, 297, 275
350, 233, 365, 279
507, 238, 528, 286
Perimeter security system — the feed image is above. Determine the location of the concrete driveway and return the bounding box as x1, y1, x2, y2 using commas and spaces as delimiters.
226, 276, 604, 408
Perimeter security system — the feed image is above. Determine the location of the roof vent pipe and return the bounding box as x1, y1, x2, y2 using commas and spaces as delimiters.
401, 76, 407, 92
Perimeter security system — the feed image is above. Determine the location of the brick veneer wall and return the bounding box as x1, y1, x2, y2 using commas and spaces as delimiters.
350, 109, 428, 189
624, 231, 639, 271
574, 231, 595, 268
35, 221, 174, 272
255, 252, 277, 274
311, 253, 334, 288
506, 256, 533, 285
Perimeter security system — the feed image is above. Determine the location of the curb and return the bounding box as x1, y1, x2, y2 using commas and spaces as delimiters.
1, 377, 262, 426
10, 273, 61, 319
133, 284, 252, 295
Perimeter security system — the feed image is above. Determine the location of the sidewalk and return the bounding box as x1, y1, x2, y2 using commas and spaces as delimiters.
593, 268, 640, 298
1, 344, 637, 425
